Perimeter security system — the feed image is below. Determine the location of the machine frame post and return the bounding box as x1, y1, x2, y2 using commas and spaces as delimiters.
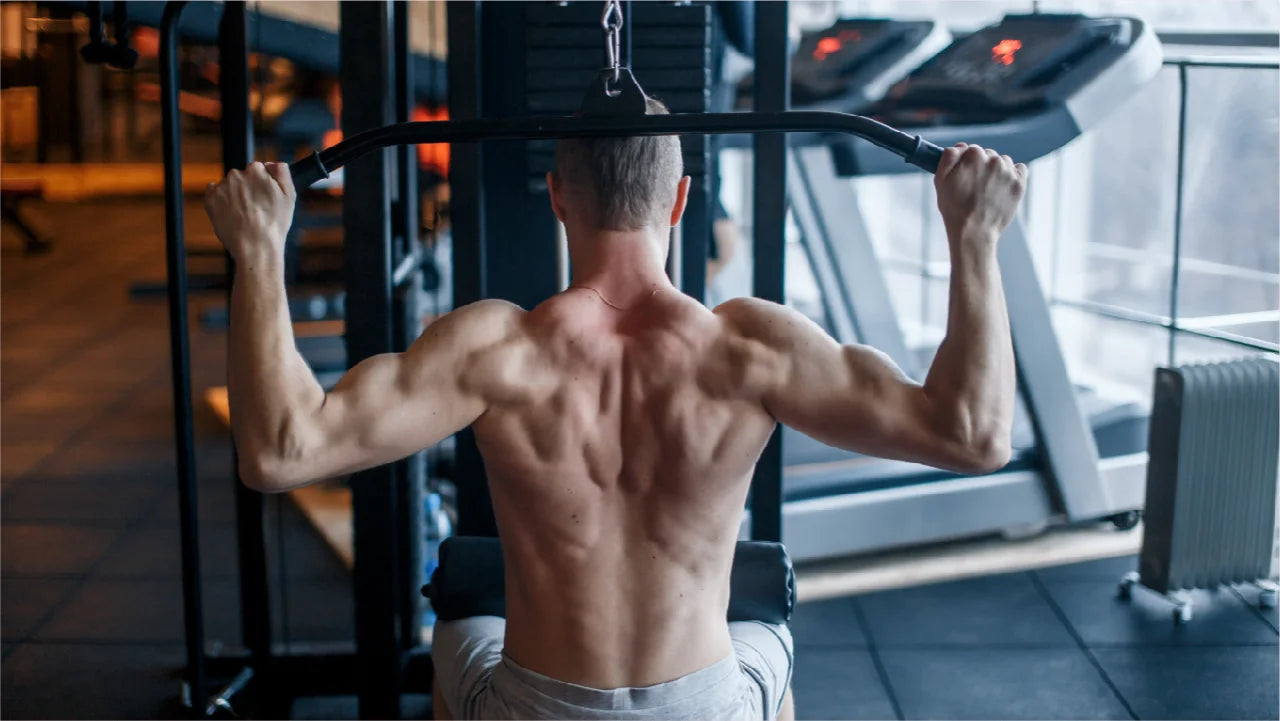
158, 2, 208, 711
444, 1, 498, 538
390, 0, 429, 652
340, 2, 405, 717
218, 2, 275, 678
749, 1, 789, 543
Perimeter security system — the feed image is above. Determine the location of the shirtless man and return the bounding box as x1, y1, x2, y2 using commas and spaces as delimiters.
204, 100, 1024, 720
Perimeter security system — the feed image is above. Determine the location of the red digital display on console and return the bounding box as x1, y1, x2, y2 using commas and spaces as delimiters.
812, 29, 864, 61
991, 38, 1022, 66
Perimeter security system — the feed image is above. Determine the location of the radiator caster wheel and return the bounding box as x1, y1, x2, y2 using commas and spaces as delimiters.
1117, 572, 1139, 601
1174, 602, 1193, 624
1110, 511, 1141, 531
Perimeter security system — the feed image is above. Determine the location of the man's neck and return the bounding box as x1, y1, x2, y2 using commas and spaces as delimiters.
567, 226, 673, 308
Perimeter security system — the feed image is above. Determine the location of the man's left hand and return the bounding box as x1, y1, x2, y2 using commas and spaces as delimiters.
204, 161, 296, 264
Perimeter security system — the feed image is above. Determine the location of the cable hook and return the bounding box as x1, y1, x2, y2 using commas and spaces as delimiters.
601, 0, 624, 87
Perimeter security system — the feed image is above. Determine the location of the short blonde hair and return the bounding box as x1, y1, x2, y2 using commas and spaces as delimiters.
553, 98, 684, 230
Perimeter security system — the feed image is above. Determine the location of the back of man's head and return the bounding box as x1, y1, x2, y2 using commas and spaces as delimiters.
553, 98, 683, 231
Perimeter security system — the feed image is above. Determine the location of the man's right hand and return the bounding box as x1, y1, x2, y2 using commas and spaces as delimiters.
204, 161, 296, 266
934, 143, 1027, 246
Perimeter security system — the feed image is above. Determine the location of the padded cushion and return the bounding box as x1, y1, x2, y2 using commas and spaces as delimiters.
424, 536, 796, 625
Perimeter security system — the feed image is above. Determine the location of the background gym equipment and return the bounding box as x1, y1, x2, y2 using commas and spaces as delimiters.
110, 0, 446, 324
828, 14, 1163, 176
735, 18, 951, 112
157, 4, 437, 717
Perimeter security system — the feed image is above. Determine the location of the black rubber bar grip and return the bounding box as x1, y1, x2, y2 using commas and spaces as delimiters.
289, 111, 944, 188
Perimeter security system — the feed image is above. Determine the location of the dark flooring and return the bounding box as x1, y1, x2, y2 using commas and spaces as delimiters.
3, 199, 1278, 720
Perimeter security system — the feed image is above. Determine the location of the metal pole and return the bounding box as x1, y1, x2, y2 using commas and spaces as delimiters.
622, 0, 632, 68
391, 0, 426, 650
445, 1, 497, 538
446, 1, 484, 312
679, 0, 712, 307
218, 0, 273, 672
341, 2, 403, 716
159, 3, 206, 711
750, 1, 788, 543
1167, 63, 1189, 366
393, 0, 418, 267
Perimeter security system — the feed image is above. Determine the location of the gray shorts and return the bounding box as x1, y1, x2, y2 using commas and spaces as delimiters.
432, 616, 794, 720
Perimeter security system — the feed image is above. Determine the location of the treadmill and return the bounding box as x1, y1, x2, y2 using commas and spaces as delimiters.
756, 14, 1164, 562
735, 19, 951, 112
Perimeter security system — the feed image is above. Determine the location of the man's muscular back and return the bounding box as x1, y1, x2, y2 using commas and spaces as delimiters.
465, 287, 778, 689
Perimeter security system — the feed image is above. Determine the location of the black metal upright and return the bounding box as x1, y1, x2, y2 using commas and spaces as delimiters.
478, 3, 558, 312
159, 2, 207, 711
446, 1, 484, 311
749, 1, 789, 543
218, 1, 274, 672
674, 3, 712, 304
392, 0, 419, 270
390, 0, 427, 650
340, 2, 404, 717
446, 1, 498, 537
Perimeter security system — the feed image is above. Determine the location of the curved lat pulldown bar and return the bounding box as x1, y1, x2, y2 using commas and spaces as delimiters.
288, 110, 945, 189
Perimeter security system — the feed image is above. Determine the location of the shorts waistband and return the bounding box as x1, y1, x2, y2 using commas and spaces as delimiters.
494, 653, 741, 712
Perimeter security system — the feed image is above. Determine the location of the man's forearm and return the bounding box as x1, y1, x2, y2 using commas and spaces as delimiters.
228, 253, 325, 477
923, 232, 1016, 462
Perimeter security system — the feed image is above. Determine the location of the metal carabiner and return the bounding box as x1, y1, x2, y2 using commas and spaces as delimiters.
601, 0, 624, 83
601, 0, 623, 33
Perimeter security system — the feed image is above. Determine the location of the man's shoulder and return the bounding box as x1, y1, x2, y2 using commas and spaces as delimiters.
420, 299, 527, 351
712, 296, 777, 322
444, 298, 526, 330
711, 296, 795, 345
453, 298, 527, 322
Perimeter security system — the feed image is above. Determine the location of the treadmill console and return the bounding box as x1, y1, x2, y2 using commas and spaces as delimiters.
737, 19, 948, 112
830, 13, 1162, 176
883, 14, 1133, 123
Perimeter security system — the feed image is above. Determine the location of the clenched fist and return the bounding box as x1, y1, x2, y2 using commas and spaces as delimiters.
204, 161, 296, 264
934, 143, 1026, 248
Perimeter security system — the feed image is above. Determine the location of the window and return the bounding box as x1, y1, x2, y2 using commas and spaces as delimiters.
1049, 58, 1279, 401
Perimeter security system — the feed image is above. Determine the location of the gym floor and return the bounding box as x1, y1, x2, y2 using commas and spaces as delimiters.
3, 199, 1278, 719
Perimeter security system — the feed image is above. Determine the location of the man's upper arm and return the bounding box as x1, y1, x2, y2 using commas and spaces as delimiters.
281, 299, 523, 486
713, 297, 965, 469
